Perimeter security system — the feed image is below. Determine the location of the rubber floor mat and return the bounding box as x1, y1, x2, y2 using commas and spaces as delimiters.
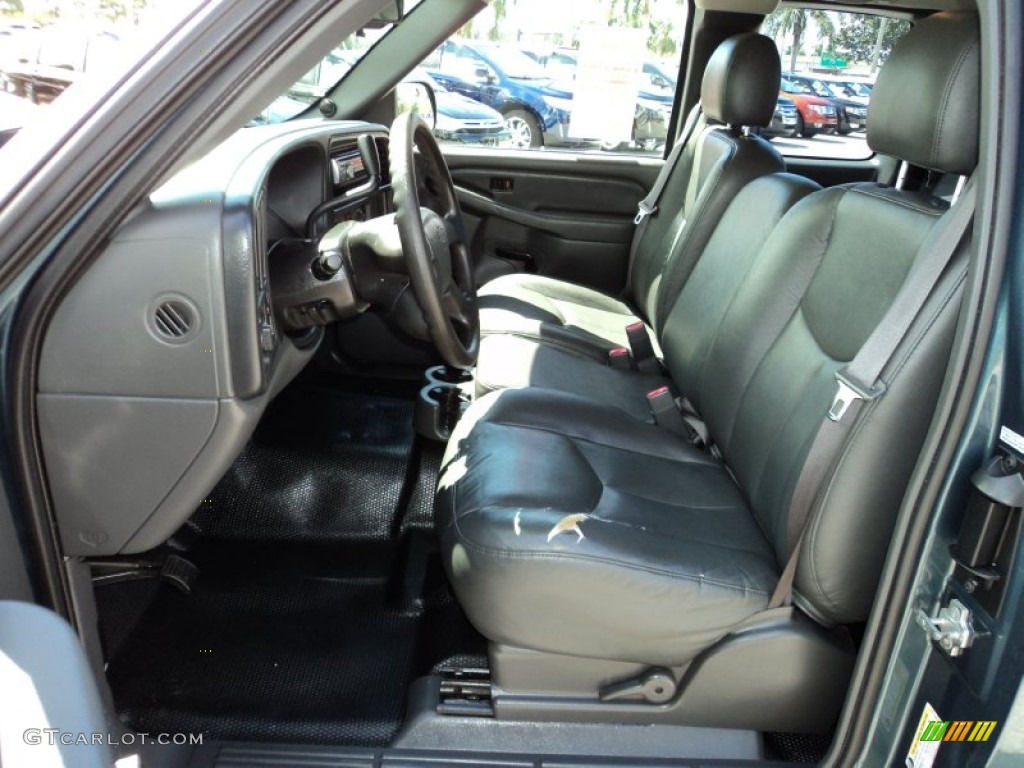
185, 387, 416, 542
104, 384, 485, 746
107, 543, 420, 745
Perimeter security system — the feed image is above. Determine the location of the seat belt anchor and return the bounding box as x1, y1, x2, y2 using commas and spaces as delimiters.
828, 370, 885, 422
608, 347, 633, 370
634, 201, 657, 225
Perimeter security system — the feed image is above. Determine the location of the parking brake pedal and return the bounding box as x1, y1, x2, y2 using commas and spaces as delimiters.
90, 554, 199, 594
599, 667, 677, 704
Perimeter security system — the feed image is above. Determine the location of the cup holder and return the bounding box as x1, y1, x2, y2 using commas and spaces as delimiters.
425, 365, 474, 386
415, 382, 472, 441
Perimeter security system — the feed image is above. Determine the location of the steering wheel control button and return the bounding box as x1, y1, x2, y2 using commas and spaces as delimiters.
259, 324, 276, 353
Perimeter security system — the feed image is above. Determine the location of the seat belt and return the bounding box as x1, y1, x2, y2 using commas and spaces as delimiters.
768, 181, 977, 609
626, 103, 703, 282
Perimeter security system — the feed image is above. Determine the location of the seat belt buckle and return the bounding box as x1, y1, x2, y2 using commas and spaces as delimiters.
634, 201, 657, 225
608, 347, 633, 370
646, 386, 688, 437
626, 321, 660, 374
828, 370, 886, 422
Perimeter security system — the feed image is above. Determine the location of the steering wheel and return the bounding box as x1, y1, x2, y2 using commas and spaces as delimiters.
389, 112, 479, 369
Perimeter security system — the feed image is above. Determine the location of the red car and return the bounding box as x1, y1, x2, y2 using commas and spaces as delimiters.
780, 76, 838, 137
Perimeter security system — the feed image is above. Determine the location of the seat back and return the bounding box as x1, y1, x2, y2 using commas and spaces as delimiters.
628, 32, 785, 335
662, 11, 980, 624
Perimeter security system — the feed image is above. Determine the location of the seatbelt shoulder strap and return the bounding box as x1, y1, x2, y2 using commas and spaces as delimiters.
634, 103, 703, 227
625, 103, 703, 297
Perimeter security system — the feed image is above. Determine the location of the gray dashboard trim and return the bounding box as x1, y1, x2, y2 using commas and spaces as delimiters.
35, 123, 374, 556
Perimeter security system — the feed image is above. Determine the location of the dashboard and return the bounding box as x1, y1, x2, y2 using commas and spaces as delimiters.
36, 120, 392, 558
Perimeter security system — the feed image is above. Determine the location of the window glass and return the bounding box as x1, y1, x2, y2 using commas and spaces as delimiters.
762, 8, 911, 160
0, 0, 199, 112
415, 0, 690, 155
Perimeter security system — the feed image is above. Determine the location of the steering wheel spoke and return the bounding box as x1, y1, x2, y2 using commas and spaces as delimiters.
390, 112, 479, 368
443, 211, 466, 247
443, 284, 472, 328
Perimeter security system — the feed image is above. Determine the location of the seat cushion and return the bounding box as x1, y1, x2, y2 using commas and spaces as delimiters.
474, 333, 666, 421
478, 273, 650, 358
437, 388, 780, 666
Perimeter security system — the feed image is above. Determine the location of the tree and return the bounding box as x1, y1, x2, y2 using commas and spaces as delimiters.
488, 0, 512, 41
96, 0, 147, 25
832, 15, 911, 71
648, 19, 676, 57
763, 8, 836, 72
607, 0, 650, 29
0, 0, 24, 17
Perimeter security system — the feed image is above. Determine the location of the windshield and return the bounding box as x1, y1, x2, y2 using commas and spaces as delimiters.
252, 0, 423, 125
844, 81, 872, 97
810, 80, 837, 98
475, 44, 548, 79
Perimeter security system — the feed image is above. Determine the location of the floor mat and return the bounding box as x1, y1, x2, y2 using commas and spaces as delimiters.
184, 387, 417, 543
103, 384, 485, 746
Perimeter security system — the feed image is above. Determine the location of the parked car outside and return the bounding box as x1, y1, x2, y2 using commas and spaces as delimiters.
283, 50, 511, 147
1, 27, 121, 104
542, 49, 675, 150
430, 41, 669, 151
819, 75, 873, 106
0, 23, 40, 94
428, 40, 577, 149
785, 71, 868, 134
779, 76, 838, 137
757, 95, 799, 139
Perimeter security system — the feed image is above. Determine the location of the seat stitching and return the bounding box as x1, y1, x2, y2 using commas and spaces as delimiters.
750, 353, 831, 524
931, 36, 978, 170
721, 188, 846, 453
654, 133, 737, 327
446, 432, 773, 596
588, 506, 774, 557
594, 485, 747, 514
447, 469, 773, 596
449, 518, 774, 596
481, 330, 611, 361
848, 186, 948, 216
486, 418, 719, 466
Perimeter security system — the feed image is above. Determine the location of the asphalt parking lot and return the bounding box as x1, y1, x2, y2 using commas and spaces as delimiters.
768, 131, 871, 160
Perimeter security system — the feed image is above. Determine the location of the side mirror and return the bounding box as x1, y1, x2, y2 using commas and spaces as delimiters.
395, 81, 437, 130
474, 66, 493, 83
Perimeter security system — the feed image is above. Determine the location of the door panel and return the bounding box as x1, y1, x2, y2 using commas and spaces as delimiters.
443, 147, 661, 293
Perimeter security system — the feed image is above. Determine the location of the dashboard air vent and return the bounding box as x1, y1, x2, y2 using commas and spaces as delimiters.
152, 299, 197, 342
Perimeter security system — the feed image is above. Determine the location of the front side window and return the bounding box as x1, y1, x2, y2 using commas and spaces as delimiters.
414, 0, 689, 155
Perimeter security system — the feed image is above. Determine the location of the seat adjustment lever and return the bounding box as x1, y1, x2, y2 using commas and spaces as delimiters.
599, 667, 676, 704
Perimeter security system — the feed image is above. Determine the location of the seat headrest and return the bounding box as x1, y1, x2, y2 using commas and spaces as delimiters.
701, 33, 781, 128
868, 12, 980, 175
